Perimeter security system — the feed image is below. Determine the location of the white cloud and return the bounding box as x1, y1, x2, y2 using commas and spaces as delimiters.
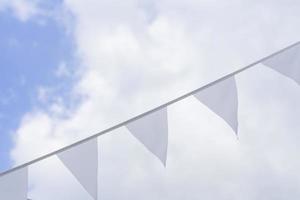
0, 0, 59, 22
11, 0, 40, 21
9, 0, 300, 199
0, 0, 40, 21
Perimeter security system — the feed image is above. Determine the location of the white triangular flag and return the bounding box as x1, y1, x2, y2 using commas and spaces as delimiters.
126, 108, 168, 166
194, 76, 239, 134
262, 43, 300, 85
58, 139, 98, 199
0, 167, 28, 200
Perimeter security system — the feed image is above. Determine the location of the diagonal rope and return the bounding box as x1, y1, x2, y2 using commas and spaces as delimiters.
0, 40, 299, 177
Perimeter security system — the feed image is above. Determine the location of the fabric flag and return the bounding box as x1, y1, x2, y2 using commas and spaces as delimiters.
126, 108, 168, 166
194, 76, 239, 134
58, 139, 98, 200
262, 43, 300, 85
0, 167, 28, 200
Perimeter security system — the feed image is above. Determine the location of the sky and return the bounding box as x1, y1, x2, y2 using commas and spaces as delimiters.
1, 0, 300, 199
0, 0, 74, 170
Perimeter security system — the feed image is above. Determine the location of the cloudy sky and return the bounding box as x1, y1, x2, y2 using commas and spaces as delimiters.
1, 0, 300, 199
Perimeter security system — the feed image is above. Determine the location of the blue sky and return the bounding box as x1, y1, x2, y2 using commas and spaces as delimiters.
0, 9, 72, 171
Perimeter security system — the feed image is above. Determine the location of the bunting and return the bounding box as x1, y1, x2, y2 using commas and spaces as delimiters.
262, 43, 300, 85
0, 41, 300, 199
0, 167, 28, 200
194, 76, 239, 134
58, 139, 98, 199
126, 108, 168, 166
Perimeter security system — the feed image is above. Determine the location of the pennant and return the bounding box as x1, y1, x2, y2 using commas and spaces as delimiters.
262, 43, 300, 85
58, 139, 98, 199
0, 167, 28, 200
194, 76, 239, 134
126, 108, 168, 166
